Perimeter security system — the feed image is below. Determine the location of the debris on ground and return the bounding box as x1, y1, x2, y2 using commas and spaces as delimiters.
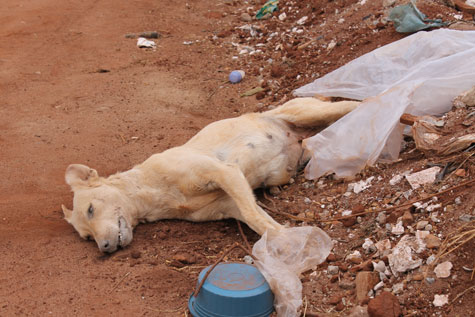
136, 37, 156, 48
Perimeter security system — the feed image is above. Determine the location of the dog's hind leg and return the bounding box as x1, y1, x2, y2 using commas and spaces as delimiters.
264, 97, 360, 128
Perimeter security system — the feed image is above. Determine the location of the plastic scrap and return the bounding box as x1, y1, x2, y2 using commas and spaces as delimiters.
252, 226, 332, 317
388, 1, 446, 33
137, 37, 156, 48
256, 0, 279, 20
294, 29, 475, 179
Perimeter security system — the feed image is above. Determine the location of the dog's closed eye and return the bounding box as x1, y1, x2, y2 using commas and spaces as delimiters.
87, 204, 94, 219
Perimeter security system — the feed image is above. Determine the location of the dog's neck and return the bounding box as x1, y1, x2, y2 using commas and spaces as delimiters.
109, 167, 185, 226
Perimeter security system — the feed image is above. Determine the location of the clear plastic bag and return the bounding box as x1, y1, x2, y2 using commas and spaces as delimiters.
252, 226, 332, 317
294, 29, 475, 179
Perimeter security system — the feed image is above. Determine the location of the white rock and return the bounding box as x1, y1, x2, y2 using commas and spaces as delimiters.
278, 12, 287, 21
426, 204, 441, 212
348, 176, 375, 194
434, 261, 453, 278
433, 294, 449, 307
388, 235, 424, 275
416, 220, 429, 230
392, 282, 404, 294
374, 281, 384, 291
327, 39, 337, 51
389, 174, 403, 186
375, 239, 392, 253
405, 167, 441, 190
243, 255, 254, 264
426, 254, 436, 265
342, 210, 353, 216
373, 261, 386, 273
363, 238, 375, 252
327, 265, 339, 275
346, 250, 362, 262
391, 221, 405, 235
296, 16, 308, 25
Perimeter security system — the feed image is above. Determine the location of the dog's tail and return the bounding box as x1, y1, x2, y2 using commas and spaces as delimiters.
264, 97, 360, 128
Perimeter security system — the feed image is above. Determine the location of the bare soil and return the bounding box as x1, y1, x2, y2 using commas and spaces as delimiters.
1, 0, 473, 316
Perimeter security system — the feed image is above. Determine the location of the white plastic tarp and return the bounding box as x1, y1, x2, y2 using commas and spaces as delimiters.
294, 29, 475, 179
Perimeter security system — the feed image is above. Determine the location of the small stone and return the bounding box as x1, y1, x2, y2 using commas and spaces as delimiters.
426, 255, 436, 265
392, 282, 404, 295
328, 265, 339, 275
172, 253, 196, 264
368, 291, 401, 317
240, 13, 252, 22
355, 272, 379, 303
243, 255, 254, 264
268, 186, 281, 196
346, 250, 363, 264
348, 305, 369, 317
412, 273, 424, 281
391, 221, 405, 235
374, 281, 384, 291
425, 277, 435, 284
433, 294, 449, 307
375, 239, 392, 253
416, 220, 429, 230
376, 212, 387, 225
454, 197, 462, 205
270, 65, 284, 78
327, 253, 337, 262
454, 169, 466, 177
373, 261, 386, 273
405, 167, 441, 190
339, 281, 356, 290
363, 238, 376, 254
338, 263, 349, 272
401, 210, 414, 226
158, 231, 168, 239
328, 294, 342, 305
459, 214, 474, 222
424, 234, 441, 249
434, 261, 453, 278
342, 216, 357, 227
425, 224, 433, 231
335, 302, 345, 312
130, 251, 141, 259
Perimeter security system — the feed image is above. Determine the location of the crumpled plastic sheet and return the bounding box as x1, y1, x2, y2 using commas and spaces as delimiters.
252, 226, 332, 317
388, 0, 446, 33
293, 29, 475, 179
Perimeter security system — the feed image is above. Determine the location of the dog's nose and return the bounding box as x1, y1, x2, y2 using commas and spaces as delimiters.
99, 240, 114, 252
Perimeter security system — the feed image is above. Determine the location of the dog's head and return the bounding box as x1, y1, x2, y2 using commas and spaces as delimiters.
63, 164, 134, 253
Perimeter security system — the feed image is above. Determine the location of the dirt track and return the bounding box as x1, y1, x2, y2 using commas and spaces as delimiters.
1, 0, 474, 316
0, 0, 249, 315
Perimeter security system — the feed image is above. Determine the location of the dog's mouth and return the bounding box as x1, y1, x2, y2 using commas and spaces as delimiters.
118, 216, 127, 247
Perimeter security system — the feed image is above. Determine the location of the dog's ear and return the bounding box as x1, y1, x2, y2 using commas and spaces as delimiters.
61, 204, 73, 223
65, 164, 99, 188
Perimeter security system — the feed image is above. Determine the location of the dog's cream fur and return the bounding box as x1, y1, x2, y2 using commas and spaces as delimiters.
62, 98, 359, 252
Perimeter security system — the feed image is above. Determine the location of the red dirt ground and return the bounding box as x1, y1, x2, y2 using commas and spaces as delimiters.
1, 0, 474, 316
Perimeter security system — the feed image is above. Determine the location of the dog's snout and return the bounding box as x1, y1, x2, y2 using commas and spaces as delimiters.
98, 240, 114, 253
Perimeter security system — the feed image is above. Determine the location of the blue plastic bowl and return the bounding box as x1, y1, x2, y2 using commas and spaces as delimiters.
189, 263, 274, 317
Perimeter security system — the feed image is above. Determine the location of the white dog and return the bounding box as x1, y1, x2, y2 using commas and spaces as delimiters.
62, 98, 359, 252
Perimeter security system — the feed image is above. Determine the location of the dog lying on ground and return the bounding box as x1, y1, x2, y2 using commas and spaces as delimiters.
62, 98, 359, 252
